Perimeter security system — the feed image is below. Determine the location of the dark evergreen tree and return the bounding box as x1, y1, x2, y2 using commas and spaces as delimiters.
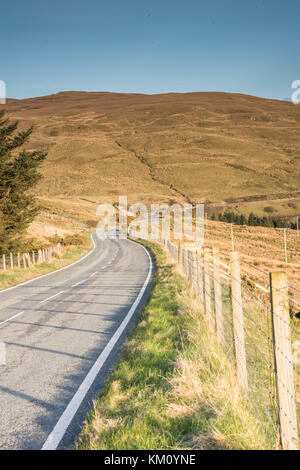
248, 212, 256, 226
239, 214, 246, 225
210, 209, 297, 231
0, 110, 47, 252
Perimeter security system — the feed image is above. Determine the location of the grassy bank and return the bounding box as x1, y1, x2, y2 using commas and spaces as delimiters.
76, 240, 267, 450
0, 232, 92, 290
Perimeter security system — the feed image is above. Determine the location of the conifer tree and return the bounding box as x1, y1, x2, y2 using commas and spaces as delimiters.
0, 109, 47, 251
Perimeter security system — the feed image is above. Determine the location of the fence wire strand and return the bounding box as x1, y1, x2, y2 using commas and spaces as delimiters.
163, 238, 300, 449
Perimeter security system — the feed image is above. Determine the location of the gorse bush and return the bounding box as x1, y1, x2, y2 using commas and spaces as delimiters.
0, 233, 86, 256
47, 233, 86, 246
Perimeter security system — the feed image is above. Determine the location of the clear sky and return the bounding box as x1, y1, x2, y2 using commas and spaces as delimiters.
1, 0, 299, 100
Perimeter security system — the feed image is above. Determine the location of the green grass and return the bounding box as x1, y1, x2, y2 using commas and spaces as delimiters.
219, 280, 280, 447
0, 232, 92, 290
76, 240, 267, 450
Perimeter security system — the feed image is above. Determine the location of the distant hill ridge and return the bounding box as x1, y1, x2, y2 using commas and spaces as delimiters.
4, 91, 300, 218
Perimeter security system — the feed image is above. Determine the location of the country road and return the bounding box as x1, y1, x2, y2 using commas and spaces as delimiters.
0, 234, 153, 450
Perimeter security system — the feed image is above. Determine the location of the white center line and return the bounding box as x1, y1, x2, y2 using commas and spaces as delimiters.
72, 279, 89, 288
39, 291, 65, 304
41, 240, 153, 450
0, 311, 25, 327
0, 240, 116, 329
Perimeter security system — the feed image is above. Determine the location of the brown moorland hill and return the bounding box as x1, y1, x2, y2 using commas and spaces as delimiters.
4, 91, 300, 218
2, 91, 300, 290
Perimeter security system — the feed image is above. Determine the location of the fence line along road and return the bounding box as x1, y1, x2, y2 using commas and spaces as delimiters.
162, 236, 300, 450
1, 243, 63, 272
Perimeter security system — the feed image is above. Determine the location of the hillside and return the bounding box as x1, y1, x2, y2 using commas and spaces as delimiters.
4, 91, 300, 221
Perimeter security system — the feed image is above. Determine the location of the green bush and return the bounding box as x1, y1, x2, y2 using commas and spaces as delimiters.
47, 233, 85, 246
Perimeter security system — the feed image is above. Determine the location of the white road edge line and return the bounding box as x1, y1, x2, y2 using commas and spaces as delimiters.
0, 234, 97, 295
39, 291, 65, 305
41, 240, 152, 450
0, 311, 25, 327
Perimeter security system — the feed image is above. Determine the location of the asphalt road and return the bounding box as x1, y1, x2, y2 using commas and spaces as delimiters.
0, 235, 153, 450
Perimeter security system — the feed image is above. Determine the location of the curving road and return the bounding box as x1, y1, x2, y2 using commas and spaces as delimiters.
0, 235, 153, 450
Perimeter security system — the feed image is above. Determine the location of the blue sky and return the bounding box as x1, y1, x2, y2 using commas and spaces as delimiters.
1, 0, 299, 100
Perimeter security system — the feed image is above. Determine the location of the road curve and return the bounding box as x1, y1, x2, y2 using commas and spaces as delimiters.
0, 235, 153, 450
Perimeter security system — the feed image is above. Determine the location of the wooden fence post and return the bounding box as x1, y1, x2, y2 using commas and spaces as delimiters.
204, 247, 214, 329
26, 253, 31, 267
178, 241, 183, 265
193, 248, 198, 291
189, 249, 193, 284
10, 252, 13, 270
186, 248, 190, 281
2, 254, 6, 272
185, 248, 188, 277
270, 271, 298, 450
190, 247, 193, 285
197, 249, 204, 304
190, 249, 194, 284
213, 247, 224, 346
230, 251, 248, 391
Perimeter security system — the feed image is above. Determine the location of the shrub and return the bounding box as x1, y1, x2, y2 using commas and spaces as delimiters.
264, 206, 275, 213
62, 234, 86, 246
47, 233, 85, 246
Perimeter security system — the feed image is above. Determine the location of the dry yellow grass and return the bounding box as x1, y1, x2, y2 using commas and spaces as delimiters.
169, 290, 268, 450
4, 91, 300, 213
0, 233, 92, 290
203, 218, 300, 293
3, 91, 299, 287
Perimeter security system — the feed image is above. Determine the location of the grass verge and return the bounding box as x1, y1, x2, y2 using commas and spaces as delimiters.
0, 232, 93, 290
76, 240, 268, 450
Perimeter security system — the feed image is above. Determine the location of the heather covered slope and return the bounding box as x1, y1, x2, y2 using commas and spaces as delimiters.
4, 91, 300, 215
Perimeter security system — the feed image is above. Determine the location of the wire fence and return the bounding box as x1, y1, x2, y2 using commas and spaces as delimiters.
162, 237, 300, 450
0, 243, 63, 272
203, 219, 300, 291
